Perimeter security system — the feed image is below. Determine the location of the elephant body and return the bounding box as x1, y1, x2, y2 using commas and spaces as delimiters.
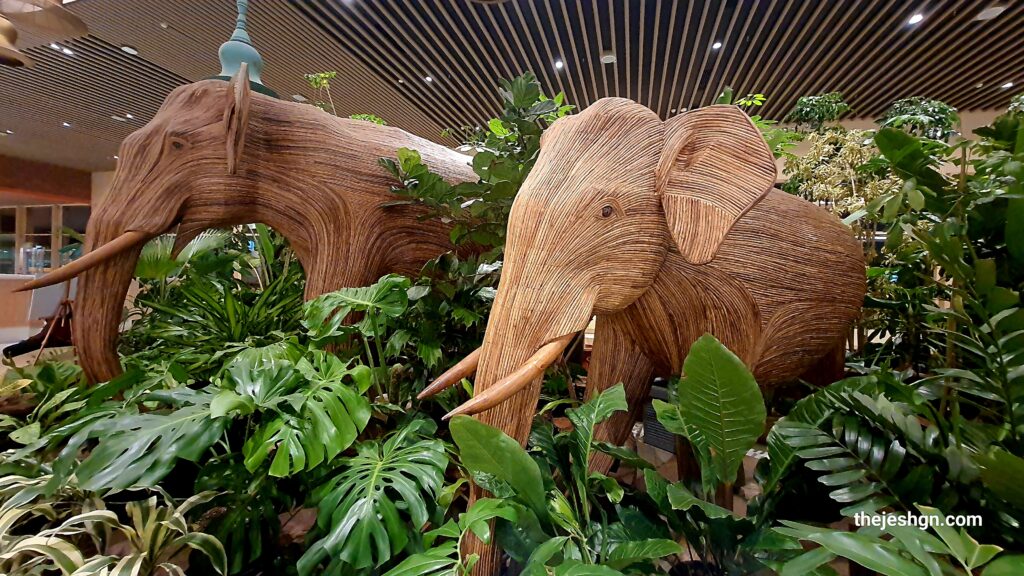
589, 188, 865, 451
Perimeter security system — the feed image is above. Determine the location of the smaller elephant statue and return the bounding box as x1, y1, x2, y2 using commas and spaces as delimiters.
421, 97, 865, 574
21, 65, 477, 383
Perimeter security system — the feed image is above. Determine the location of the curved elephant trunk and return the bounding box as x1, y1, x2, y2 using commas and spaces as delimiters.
74, 227, 149, 383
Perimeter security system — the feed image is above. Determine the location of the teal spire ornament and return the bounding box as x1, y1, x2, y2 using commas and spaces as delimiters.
212, 0, 277, 97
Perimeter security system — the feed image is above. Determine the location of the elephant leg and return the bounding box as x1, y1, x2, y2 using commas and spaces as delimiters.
587, 312, 655, 475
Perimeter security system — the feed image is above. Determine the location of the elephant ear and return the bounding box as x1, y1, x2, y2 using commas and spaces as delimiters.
657, 105, 776, 265
224, 62, 251, 175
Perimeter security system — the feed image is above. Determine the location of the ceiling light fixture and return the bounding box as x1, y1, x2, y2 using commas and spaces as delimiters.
61, 47, 74, 55
398, 79, 404, 84
975, 6, 1006, 20
599, 50, 616, 64
908, 13, 924, 25
120, 45, 139, 55
111, 115, 127, 122
976, 82, 985, 88
292, 94, 307, 102
711, 41, 722, 49
49, 43, 59, 50
555, 59, 564, 69
1002, 81, 1014, 89
62, 122, 71, 127
113, 155, 119, 160
125, 113, 133, 119
424, 76, 432, 82
4, 129, 12, 134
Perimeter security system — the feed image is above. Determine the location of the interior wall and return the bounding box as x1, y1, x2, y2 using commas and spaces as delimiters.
0, 155, 91, 206
91, 171, 114, 207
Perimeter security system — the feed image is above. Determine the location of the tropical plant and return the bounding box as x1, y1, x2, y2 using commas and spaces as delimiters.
649, 335, 780, 575
450, 385, 683, 574
715, 86, 802, 158
298, 419, 448, 575
878, 97, 960, 142
777, 508, 1021, 576
785, 92, 851, 132
0, 489, 226, 576
381, 72, 572, 253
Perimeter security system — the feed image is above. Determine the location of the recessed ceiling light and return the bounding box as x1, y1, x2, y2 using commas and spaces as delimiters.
4, 129, 12, 134
398, 79, 404, 84
49, 43, 59, 50
712, 41, 722, 49
124, 113, 133, 119
61, 47, 74, 56
599, 50, 616, 64
424, 76, 432, 82
1002, 81, 1014, 89
159, 22, 169, 29
908, 13, 924, 25
680, 107, 688, 112
976, 82, 985, 88
555, 59, 564, 69
975, 6, 1006, 20
292, 94, 308, 102
113, 155, 119, 160
62, 122, 71, 128
111, 115, 127, 122
120, 45, 139, 56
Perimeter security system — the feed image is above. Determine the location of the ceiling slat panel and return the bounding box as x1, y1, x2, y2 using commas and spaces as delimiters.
2, 0, 1020, 173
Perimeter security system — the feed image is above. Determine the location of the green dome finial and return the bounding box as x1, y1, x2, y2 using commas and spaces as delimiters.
213, 0, 277, 97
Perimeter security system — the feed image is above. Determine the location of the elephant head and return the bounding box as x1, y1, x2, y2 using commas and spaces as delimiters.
21, 65, 476, 383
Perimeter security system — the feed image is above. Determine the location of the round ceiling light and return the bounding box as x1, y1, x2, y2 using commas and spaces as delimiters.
120, 45, 139, 55
599, 50, 616, 64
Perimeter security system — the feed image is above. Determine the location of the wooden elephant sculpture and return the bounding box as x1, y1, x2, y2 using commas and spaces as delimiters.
21, 65, 476, 383
422, 98, 865, 574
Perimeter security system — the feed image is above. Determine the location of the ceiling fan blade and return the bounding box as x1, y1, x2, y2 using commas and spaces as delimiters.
0, 0, 87, 40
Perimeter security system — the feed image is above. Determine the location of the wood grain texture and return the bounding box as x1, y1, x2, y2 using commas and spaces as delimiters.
454, 98, 865, 573
70, 70, 476, 383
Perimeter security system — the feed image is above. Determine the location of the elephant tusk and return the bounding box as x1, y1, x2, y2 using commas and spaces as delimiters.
418, 347, 482, 399
14, 231, 150, 292
443, 333, 575, 420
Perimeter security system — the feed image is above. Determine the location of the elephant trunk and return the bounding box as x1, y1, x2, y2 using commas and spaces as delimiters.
74, 224, 149, 383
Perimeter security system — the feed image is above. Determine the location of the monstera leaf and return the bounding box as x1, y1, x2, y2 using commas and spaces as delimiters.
73, 388, 226, 491
227, 347, 373, 477
303, 274, 411, 341
299, 422, 447, 573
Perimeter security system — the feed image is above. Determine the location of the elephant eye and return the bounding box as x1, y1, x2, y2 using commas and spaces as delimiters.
601, 205, 615, 218
168, 136, 187, 151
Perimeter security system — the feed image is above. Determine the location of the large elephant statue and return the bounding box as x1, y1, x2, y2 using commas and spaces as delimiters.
422, 97, 865, 574
21, 65, 476, 383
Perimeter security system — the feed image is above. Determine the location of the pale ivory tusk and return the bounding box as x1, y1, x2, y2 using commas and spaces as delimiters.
418, 346, 482, 399
15, 231, 149, 292
443, 333, 575, 420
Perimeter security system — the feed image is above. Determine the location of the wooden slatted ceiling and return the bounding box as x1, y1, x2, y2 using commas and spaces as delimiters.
0, 0, 1021, 173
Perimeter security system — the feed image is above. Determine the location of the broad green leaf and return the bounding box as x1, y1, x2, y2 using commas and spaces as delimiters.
665, 482, 736, 519
458, 497, 517, 544
451, 415, 549, 520
605, 538, 683, 569
75, 389, 226, 491
983, 555, 1024, 575
675, 334, 766, 486
521, 536, 570, 576
381, 541, 459, 576
779, 521, 927, 576
553, 560, 625, 575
